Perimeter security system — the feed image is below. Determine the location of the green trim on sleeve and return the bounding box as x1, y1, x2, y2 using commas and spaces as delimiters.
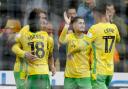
91, 42, 97, 74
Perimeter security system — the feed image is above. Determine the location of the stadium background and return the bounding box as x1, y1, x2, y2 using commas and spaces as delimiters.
0, 0, 128, 89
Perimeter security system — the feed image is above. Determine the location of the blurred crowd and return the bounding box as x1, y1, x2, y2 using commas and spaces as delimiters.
0, 0, 128, 72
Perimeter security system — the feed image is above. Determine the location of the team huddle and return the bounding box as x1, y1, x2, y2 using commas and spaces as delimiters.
11, 2, 120, 89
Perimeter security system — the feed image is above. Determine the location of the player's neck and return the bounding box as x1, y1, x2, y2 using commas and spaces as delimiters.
74, 32, 84, 38
98, 17, 107, 23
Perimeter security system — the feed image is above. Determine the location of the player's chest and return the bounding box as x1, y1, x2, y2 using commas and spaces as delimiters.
68, 38, 87, 48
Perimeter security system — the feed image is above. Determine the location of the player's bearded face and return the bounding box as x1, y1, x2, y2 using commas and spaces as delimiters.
73, 19, 85, 33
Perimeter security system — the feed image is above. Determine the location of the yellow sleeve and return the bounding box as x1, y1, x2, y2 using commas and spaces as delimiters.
88, 45, 93, 67
48, 36, 54, 56
86, 44, 97, 80
12, 43, 26, 58
115, 25, 120, 43
12, 25, 29, 58
87, 26, 97, 43
15, 25, 29, 42
59, 24, 69, 44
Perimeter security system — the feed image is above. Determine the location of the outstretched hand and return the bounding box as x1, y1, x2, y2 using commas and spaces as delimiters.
25, 52, 37, 61
50, 65, 56, 76
64, 11, 71, 24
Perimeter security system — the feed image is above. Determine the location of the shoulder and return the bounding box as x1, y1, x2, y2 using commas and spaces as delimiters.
15, 25, 30, 40
110, 23, 118, 29
88, 24, 98, 31
87, 24, 100, 39
48, 36, 54, 43
91, 23, 100, 28
19, 25, 29, 34
67, 33, 74, 38
40, 31, 51, 40
39, 31, 48, 36
110, 23, 119, 33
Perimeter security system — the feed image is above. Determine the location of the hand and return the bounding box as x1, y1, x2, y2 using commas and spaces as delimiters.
24, 52, 37, 61
50, 65, 56, 76
106, 12, 113, 22
64, 11, 71, 24
67, 54, 73, 59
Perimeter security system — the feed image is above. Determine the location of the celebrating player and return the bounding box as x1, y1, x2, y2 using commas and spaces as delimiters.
87, 3, 120, 89
12, 8, 56, 89
59, 11, 92, 89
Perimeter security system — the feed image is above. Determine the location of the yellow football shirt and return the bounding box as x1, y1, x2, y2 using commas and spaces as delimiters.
59, 25, 92, 78
12, 43, 26, 72
87, 23, 120, 75
13, 25, 54, 75
12, 41, 28, 79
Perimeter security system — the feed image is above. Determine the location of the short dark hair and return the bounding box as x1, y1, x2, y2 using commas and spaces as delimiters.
28, 8, 47, 21
70, 16, 84, 32
93, 1, 107, 15
66, 6, 76, 13
71, 16, 83, 24
28, 8, 47, 32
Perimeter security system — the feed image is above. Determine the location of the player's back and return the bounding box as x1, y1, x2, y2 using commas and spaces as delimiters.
18, 26, 49, 64
87, 22, 120, 75
16, 25, 53, 75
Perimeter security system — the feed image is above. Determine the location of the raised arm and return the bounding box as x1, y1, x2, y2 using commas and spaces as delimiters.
59, 11, 71, 44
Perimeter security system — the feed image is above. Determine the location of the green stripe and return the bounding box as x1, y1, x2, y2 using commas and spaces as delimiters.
19, 58, 24, 72
92, 42, 97, 74
20, 58, 28, 74
14, 72, 26, 89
